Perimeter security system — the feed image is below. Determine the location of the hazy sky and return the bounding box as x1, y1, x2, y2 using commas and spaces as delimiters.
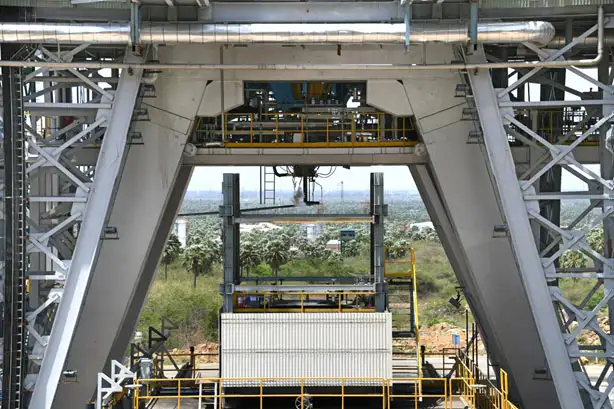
187, 68, 601, 194
189, 166, 416, 192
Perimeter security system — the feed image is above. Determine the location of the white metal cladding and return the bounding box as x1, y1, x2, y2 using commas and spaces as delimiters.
220, 313, 392, 386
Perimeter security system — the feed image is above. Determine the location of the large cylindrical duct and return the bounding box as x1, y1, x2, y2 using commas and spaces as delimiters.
0, 21, 555, 46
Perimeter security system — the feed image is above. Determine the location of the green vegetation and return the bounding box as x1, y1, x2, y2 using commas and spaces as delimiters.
137, 193, 605, 349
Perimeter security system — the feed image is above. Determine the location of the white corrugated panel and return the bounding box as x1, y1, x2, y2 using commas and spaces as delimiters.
221, 313, 392, 386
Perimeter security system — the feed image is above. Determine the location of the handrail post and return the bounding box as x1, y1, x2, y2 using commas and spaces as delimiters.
250, 113, 253, 144
326, 119, 329, 144
178, 379, 182, 409
260, 379, 264, 409
300, 378, 305, 409
301, 114, 304, 144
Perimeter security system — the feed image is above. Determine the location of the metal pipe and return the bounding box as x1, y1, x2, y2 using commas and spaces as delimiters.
0, 21, 555, 46
0, 8, 603, 71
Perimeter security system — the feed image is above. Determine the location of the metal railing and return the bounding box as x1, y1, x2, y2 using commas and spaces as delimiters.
132, 376, 478, 409
456, 350, 519, 409
97, 348, 520, 409
511, 108, 601, 146
233, 291, 376, 313
192, 112, 418, 148
384, 246, 416, 278
385, 247, 421, 379
130, 363, 518, 409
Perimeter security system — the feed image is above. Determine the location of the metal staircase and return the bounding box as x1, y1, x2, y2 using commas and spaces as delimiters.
2, 63, 28, 409
462, 37, 614, 408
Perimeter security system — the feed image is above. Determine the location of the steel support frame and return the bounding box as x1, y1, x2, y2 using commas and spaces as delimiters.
221, 173, 240, 313
467, 25, 614, 407
2, 44, 28, 409
24, 46, 144, 409
221, 172, 386, 312
371, 172, 386, 312
0, 44, 129, 401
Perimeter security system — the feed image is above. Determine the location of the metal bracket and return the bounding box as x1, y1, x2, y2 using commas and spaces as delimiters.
469, 0, 479, 52
404, 2, 411, 49
492, 224, 509, 238
373, 204, 389, 217
102, 226, 119, 240
130, 1, 141, 55
95, 360, 135, 409
128, 131, 144, 145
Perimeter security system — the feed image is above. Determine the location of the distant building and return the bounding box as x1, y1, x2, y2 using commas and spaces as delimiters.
173, 217, 188, 247
327, 239, 341, 252
301, 223, 323, 241
409, 221, 434, 232
240, 222, 282, 234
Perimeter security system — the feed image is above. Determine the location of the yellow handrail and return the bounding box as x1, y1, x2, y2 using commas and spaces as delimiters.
193, 111, 418, 148
128, 372, 520, 409
233, 291, 376, 313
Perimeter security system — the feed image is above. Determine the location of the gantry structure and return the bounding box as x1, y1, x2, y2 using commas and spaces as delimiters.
1, 1, 614, 409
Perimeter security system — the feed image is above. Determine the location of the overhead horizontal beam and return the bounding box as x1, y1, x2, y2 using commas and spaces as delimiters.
239, 276, 364, 284
70, 146, 428, 166
499, 100, 609, 108
234, 284, 376, 293
235, 214, 373, 223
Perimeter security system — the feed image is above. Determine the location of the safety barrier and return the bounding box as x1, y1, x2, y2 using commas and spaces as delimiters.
192, 112, 419, 148
129, 354, 521, 409
232, 291, 376, 313
514, 108, 600, 146
132, 376, 478, 409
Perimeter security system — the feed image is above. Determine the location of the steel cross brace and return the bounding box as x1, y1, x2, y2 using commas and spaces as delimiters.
0, 44, 128, 400
466, 45, 603, 408
489, 29, 614, 407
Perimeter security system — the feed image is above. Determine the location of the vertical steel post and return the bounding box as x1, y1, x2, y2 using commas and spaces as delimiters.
371, 172, 387, 312
2, 45, 27, 409
469, 0, 478, 51
221, 174, 240, 313
598, 49, 614, 360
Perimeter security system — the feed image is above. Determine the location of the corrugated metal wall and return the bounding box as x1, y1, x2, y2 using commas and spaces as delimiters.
221, 313, 392, 386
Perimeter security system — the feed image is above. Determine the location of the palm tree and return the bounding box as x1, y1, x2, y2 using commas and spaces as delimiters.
560, 250, 588, 271
161, 233, 183, 280
240, 241, 261, 276
183, 240, 219, 288
265, 240, 289, 276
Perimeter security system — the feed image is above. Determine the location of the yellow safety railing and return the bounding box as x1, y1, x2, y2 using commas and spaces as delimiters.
455, 349, 519, 409
192, 112, 418, 148
129, 370, 518, 409
384, 247, 421, 380
384, 246, 415, 278
233, 291, 376, 313
515, 109, 601, 146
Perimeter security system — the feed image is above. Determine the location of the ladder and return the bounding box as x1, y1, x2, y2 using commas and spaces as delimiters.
259, 166, 276, 204
2, 65, 28, 409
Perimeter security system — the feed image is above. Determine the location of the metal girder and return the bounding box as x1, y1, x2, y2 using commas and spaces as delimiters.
371, 172, 386, 312
222, 173, 240, 313
466, 23, 614, 406
0, 43, 138, 406
28, 47, 143, 409
467, 48, 585, 409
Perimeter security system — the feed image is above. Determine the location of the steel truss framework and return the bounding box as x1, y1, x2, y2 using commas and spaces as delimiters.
0, 43, 145, 406
461, 19, 614, 409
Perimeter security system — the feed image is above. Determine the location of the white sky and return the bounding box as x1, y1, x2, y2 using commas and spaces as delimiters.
187, 68, 603, 193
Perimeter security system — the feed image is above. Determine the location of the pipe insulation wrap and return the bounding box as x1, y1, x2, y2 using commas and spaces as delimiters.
0, 21, 555, 46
